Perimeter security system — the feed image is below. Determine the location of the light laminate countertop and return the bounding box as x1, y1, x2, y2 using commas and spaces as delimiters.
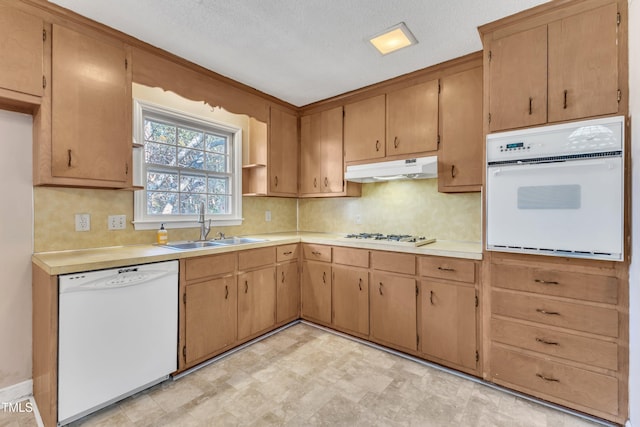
32, 232, 482, 275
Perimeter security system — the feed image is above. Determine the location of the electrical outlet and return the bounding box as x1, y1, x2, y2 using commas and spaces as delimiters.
265, 210, 272, 222
75, 213, 90, 232
108, 215, 127, 230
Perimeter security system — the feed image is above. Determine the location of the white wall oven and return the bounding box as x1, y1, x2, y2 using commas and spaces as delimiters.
486, 116, 624, 261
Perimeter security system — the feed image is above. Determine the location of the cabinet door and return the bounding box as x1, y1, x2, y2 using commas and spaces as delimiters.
238, 267, 276, 340
370, 272, 417, 351
51, 25, 130, 183
185, 276, 237, 364
439, 67, 483, 191
488, 25, 547, 132
320, 106, 344, 193
386, 80, 439, 156
344, 95, 385, 162
0, 5, 43, 97
300, 113, 321, 194
269, 107, 298, 195
276, 262, 300, 323
420, 281, 476, 370
332, 265, 369, 336
301, 261, 331, 324
547, 3, 619, 122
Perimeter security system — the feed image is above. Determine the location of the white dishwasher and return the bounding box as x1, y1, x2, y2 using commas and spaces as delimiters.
58, 260, 178, 425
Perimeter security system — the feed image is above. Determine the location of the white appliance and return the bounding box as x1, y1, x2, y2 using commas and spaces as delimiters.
58, 260, 178, 425
486, 116, 624, 261
344, 156, 437, 183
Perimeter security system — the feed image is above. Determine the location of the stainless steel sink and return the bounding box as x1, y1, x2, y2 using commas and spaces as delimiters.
214, 237, 267, 245
163, 241, 227, 250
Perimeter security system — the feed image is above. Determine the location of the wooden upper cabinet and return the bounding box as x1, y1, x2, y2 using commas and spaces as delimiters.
488, 25, 548, 132
269, 107, 298, 196
344, 95, 385, 162
438, 66, 483, 192
386, 79, 439, 156
300, 106, 344, 195
50, 24, 131, 185
547, 3, 619, 122
0, 5, 44, 99
486, 2, 621, 132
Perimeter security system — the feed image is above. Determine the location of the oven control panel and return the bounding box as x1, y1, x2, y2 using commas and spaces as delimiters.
486, 116, 624, 163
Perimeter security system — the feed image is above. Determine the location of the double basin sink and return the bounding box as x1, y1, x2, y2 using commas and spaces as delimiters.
163, 237, 266, 251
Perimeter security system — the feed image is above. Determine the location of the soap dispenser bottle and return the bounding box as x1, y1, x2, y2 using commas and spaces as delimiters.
157, 223, 168, 245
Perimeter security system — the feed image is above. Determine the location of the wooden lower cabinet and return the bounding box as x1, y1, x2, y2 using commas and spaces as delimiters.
332, 265, 369, 336
487, 253, 627, 423
369, 272, 417, 352
301, 260, 332, 324
419, 281, 477, 371
276, 261, 299, 323
237, 267, 276, 340
184, 275, 237, 365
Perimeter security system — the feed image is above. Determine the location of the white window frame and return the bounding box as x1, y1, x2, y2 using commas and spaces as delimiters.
132, 99, 243, 230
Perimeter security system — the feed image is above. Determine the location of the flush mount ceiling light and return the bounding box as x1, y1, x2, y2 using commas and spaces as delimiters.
369, 22, 418, 55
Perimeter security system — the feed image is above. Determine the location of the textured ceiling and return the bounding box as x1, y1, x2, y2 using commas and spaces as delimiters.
49, 0, 548, 107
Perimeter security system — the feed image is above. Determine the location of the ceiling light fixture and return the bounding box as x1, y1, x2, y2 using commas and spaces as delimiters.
369, 22, 418, 55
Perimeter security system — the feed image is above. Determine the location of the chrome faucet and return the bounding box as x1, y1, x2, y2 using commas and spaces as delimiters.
198, 201, 211, 240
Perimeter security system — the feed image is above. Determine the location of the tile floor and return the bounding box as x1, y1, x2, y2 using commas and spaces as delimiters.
1, 323, 607, 427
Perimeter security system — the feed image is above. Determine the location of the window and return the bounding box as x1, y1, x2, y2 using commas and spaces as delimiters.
133, 100, 242, 230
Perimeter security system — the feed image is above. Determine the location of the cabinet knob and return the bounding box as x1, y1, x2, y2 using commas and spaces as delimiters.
536, 308, 560, 316
451, 165, 456, 178
375, 140, 380, 151
430, 290, 434, 305
281, 271, 285, 283
379, 282, 383, 295
534, 279, 559, 285
358, 278, 362, 291
563, 90, 568, 109
322, 271, 326, 284
528, 97, 533, 115
313, 177, 317, 188
244, 280, 249, 293
274, 176, 279, 187
393, 136, 399, 148
535, 337, 559, 346
67, 149, 72, 168
324, 177, 329, 187
437, 266, 455, 272
224, 285, 229, 299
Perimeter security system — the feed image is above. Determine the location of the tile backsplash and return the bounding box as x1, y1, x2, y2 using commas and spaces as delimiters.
33, 187, 297, 252
298, 179, 481, 241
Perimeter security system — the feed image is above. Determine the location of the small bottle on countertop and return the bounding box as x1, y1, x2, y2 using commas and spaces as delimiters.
156, 223, 168, 245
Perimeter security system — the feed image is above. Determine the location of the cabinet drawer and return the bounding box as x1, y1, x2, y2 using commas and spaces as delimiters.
491, 346, 618, 416
333, 247, 369, 268
492, 264, 617, 304
185, 253, 236, 282
276, 244, 299, 262
492, 290, 618, 338
491, 318, 618, 371
419, 256, 475, 283
238, 247, 276, 270
371, 251, 415, 275
303, 244, 332, 262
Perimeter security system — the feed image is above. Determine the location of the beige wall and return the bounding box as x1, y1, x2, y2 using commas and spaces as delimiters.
0, 110, 33, 389
299, 179, 481, 242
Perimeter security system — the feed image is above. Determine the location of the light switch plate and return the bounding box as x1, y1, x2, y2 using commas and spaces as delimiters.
108, 215, 126, 230
75, 213, 90, 232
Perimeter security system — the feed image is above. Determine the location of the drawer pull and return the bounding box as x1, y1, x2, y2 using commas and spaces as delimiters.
322, 271, 326, 284
379, 282, 383, 295
534, 279, 559, 285
437, 266, 455, 272
281, 271, 285, 283
430, 290, 434, 305
283, 251, 293, 255
224, 285, 228, 300
312, 251, 322, 256
244, 280, 248, 293
536, 309, 560, 316
535, 337, 559, 346
358, 278, 362, 291
536, 373, 560, 383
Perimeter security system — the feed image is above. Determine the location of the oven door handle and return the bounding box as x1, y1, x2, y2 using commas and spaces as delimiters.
490, 159, 618, 176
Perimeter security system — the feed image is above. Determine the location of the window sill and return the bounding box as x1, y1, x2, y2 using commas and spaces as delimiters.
133, 218, 243, 231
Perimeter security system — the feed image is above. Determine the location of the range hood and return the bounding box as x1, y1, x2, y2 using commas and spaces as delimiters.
344, 156, 438, 183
